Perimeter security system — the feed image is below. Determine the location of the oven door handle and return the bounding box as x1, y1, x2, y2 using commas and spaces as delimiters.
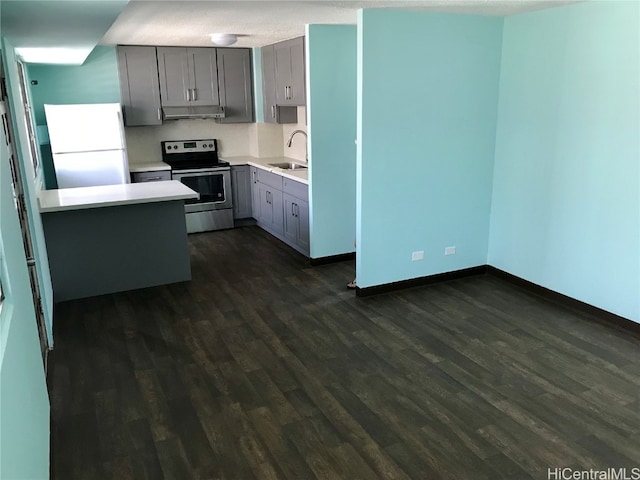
172, 169, 230, 178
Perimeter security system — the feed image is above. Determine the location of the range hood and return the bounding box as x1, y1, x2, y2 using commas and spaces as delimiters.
162, 105, 225, 120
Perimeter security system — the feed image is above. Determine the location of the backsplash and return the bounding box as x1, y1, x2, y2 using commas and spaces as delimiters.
125, 108, 307, 165
125, 119, 253, 164
282, 107, 307, 163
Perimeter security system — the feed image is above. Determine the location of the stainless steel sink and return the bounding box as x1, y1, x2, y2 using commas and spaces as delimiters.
269, 162, 308, 170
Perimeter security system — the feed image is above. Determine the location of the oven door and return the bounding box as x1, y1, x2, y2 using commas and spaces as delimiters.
172, 168, 232, 213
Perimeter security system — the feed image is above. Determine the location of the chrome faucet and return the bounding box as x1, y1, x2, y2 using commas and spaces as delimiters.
286, 129, 308, 162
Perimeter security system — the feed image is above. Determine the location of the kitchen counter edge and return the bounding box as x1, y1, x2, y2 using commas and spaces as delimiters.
129, 161, 171, 173
222, 156, 308, 185
38, 181, 198, 213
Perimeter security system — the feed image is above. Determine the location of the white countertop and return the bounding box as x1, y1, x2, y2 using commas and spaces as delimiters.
39, 181, 198, 213
129, 161, 171, 173
222, 156, 309, 185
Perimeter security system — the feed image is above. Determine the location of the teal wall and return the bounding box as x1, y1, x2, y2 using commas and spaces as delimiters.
489, 1, 640, 322
0, 40, 51, 480
307, 25, 357, 259
27, 45, 121, 126
356, 10, 503, 288
2, 39, 54, 344
252, 47, 264, 123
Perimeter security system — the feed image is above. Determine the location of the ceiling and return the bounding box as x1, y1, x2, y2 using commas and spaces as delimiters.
103, 0, 578, 48
1, 1, 128, 62
1, 0, 578, 64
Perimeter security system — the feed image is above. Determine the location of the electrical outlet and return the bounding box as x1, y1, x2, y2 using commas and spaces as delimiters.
445, 246, 456, 256
412, 251, 424, 261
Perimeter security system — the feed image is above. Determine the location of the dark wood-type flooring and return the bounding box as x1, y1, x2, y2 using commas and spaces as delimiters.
48, 226, 640, 479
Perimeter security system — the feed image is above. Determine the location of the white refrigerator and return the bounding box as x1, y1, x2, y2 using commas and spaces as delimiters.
44, 103, 130, 188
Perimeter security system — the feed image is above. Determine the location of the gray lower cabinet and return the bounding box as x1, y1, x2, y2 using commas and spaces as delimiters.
250, 166, 309, 256
250, 167, 260, 218
282, 177, 309, 255
251, 167, 285, 235
231, 165, 252, 219
261, 45, 297, 124
131, 170, 171, 183
117, 46, 162, 126
217, 48, 254, 123
283, 193, 309, 254
256, 182, 284, 236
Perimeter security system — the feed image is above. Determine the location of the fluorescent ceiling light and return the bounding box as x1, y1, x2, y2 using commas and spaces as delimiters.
15, 47, 93, 65
210, 33, 237, 47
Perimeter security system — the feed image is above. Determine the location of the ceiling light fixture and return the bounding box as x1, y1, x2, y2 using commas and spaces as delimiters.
16, 47, 94, 65
210, 33, 238, 47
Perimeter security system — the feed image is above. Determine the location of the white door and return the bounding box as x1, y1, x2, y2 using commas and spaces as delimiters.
1, 87, 49, 363
44, 103, 126, 153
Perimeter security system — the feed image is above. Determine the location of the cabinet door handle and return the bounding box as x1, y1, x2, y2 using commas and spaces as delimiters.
291, 203, 295, 216
157, 108, 162, 121
271, 105, 276, 119
186, 89, 191, 102
252, 170, 256, 183
192, 88, 197, 101
288, 86, 292, 100
295, 203, 299, 218
142, 176, 163, 182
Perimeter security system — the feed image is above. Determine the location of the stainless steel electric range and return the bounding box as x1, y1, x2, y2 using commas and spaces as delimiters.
161, 139, 233, 233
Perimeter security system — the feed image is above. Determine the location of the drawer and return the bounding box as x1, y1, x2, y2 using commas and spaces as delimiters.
131, 170, 171, 183
256, 168, 283, 190
283, 178, 308, 201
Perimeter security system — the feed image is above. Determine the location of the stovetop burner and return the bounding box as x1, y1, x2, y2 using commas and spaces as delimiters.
161, 138, 228, 170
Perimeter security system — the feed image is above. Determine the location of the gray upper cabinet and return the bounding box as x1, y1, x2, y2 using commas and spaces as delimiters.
261, 45, 297, 124
261, 45, 277, 123
217, 48, 254, 123
157, 47, 220, 107
189, 48, 220, 106
274, 37, 306, 106
117, 46, 162, 126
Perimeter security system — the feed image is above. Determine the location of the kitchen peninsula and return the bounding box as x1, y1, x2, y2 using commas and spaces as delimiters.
39, 181, 198, 302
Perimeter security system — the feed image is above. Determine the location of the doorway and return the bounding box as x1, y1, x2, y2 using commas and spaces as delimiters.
0, 54, 49, 367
